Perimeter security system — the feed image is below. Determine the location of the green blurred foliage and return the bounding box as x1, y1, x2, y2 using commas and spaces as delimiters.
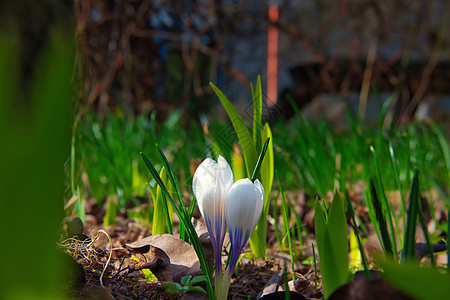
0, 25, 74, 299
273, 111, 448, 198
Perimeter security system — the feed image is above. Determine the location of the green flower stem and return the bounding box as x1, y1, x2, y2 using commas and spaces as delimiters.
216, 269, 232, 300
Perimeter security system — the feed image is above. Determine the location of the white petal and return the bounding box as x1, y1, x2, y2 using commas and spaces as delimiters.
250, 179, 265, 230
217, 155, 234, 195
225, 178, 264, 237
192, 157, 217, 219
192, 156, 234, 235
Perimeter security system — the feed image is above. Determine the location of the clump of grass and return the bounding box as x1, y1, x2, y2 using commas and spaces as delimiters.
274, 97, 448, 200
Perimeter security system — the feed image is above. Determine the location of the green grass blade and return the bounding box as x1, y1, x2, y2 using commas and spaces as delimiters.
430, 122, 450, 180
370, 146, 398, 261
156, 145, 184, 208
273, 189, 282, 248
252, 76, 262, 151
251, 137, 270, 182
141, 151, 188, 239
282, 263, 291, 300
345, 192, 370, 279
312, 243, 318, 294
389, 141, 406, 247
364, 190, 383, 252
74, 187, 85, 225
370, 180, 393, 257
153, 167, 172, 235
288, 196, 304, 250
188, 196, 197, 220
327, 193, 349, 279
71, 134, 86, 223
417, 197, 434, 266
156, 144, 189, 241
261, 124, 274, 198
103, 196, 117, 227
141, 152, 180, 219
430, 122, 450, 207
423, 172, 449, 204
210, 82, 258, 176
277, 171, 295, 278
403, 171, 419, 262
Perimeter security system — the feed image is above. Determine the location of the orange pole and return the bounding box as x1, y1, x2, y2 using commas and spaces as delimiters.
267, 4, 279, 108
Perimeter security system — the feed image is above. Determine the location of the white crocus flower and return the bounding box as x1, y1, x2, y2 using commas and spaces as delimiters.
225, 178, 264, 274
192, 156, 234, 277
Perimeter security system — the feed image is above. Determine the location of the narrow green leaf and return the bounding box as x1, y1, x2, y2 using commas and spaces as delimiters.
153, 167, 169, 235
210, 83, 258, 176
103, 196, 117, 227
430, 122, 450, 207
141, 152, 176, 211
389, 141, 406, 247
252, 76, 262, 151
288, 196, 304, 251
147, 182, 157, 205
261, 123, 274, 204
141, 152, 190, 244
156, 145, 188, 241
282, 263, 291, 300
417, 198, 434, 265
277, 171, 295, 278
370, 180, 393, 257
156, 145, 184, 209
345, 191, 370, 279
74, 186, 85, 224
403, 171, 419, 262
141, 151, 188, 239
188, 196, 197, 220
251, 137, 270, 182
364, 190, 382, 250
312, 243, 318, 294
314, 194, 349, 298
327, 193, 349, 283
370, 146, 398, 261
273, 189, 282, 248
430, 122, 450, 182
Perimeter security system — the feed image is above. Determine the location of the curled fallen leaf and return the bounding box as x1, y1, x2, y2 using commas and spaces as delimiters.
124, 234, 202, 283
122, 242, 172, 282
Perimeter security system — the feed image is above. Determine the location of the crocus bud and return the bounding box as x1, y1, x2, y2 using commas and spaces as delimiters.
225, 178, 264, 273
192, 156, 234, 274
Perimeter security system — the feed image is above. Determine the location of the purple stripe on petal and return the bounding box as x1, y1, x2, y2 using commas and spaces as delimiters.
227, 227, 253, 275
